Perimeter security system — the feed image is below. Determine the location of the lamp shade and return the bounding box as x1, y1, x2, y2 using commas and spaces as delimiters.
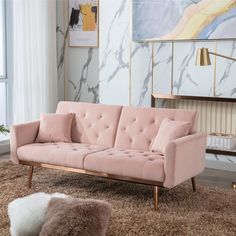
195, 48, 211, 66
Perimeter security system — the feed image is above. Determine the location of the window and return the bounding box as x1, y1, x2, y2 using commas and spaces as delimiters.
0, 0, 8, 128
0, 0, 10, 145
0, 0, 5, 77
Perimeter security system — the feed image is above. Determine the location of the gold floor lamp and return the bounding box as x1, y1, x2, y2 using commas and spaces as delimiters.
196, 47, 236, 190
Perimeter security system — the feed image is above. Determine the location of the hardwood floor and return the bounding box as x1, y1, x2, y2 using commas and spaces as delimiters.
1, 153, 235, 189
196, 168, 235, 189
0, 153, 9, 160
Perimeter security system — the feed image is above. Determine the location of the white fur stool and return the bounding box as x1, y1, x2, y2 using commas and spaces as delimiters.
8, 192, 68, 236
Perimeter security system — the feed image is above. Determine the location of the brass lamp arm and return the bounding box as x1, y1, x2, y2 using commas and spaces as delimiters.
208, 52, 236, 61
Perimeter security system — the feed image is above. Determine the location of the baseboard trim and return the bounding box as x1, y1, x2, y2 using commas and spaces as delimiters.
205, 159, 236, 172
0, 140, 10, 154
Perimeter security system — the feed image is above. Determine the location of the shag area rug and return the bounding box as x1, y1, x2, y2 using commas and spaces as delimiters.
0, 160, 235, 236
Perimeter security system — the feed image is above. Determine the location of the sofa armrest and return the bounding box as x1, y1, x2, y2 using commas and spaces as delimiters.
10, 121, 40, 164
163, 133, 207, 188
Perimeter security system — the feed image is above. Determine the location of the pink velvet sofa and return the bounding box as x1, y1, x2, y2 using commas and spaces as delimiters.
10, 102, 207, 210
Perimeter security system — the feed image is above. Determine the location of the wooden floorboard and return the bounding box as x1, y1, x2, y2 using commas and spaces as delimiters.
1, 153, 235, 189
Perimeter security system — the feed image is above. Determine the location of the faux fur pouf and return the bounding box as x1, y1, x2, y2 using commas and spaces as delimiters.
8, 192, 68, 236
39, 198, 112, 236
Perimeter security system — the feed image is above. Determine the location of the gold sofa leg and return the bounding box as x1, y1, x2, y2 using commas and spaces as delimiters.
108, 178, 111, 187
28, 166, 34, 189
154, 186, 159, 210
191, 177, 196, 192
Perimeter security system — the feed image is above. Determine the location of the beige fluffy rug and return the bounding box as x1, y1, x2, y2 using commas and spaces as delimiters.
0, 160, 235, 236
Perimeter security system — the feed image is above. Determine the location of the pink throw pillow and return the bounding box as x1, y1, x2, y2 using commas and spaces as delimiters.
35, 113, 74, 143
151, 118, 190, 154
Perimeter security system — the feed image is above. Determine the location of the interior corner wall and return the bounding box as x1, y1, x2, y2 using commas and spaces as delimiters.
57, 0, 236, 171
56, 0, 99, 103
99, 0, 236, 105
57, 0, 236, 105
99, 0, 236, 171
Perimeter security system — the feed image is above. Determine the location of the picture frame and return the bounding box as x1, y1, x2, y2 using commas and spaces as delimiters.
68, 0, 99, 47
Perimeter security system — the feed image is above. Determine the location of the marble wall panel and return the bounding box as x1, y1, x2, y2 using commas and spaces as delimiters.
131, 41, 152, 107
57, 0, 99, 103
99, 0, 130, 105
153, 42, 172, 94
215, 40, 236, 98
68, 48, 99, 103
173, 41, 216, 96
57, 0, 236, 170
56, 0, 68, 101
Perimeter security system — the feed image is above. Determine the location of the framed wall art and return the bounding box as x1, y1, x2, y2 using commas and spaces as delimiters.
132, 0, 236, 41
69, 0, 99, 47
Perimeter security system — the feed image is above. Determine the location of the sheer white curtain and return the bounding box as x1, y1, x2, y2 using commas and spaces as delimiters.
12, 0, 58, 123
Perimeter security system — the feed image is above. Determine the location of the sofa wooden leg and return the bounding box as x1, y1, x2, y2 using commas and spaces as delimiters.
154, 186, 159, 210
191, 177, 196, 192
28, 166, 34, 189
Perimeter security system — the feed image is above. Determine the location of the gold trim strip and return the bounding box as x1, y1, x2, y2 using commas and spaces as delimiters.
215, 101, 217, 132
171, 41, 174, 95
151, 42, 154, 94
213, 42, 217, 97
230, 103, 233, 134
129, 0, 132, 106
19, 160, 164, 187
129, 41, 132, 106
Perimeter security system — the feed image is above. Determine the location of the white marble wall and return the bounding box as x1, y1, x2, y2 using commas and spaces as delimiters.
99, 1, 236, 107
67, 47, 99, 103
56, 0, 67, 101
57, 0, 236, 170
153, 42, 172, 94
172, 41, 215, 96
56, 0, 99, 103
215, 41, 236, 98
98, 0, 236, 169
131, 42, 152, 106
99, 0, 130, 105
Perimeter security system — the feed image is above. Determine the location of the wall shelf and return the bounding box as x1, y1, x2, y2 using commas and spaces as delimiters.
151, 93, 236, 157
151, 93, 236, 104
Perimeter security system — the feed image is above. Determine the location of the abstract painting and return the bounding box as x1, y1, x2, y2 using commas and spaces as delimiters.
69, 0, 98, 47
132, 0, 236, 41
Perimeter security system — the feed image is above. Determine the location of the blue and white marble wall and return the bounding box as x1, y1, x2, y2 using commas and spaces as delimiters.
57, 0, 236, 171
172, 40, 236, 98
153, 42, 172, 94
56, 0, 67, 101
172, 41, 216, 96
130, 42, 152, 106
57, 1, 236, 105
57, 0, 99, 103
99, 0, 154, 107
215, 41, 236, 98
68, 48, 99, 103
99, 1, 236, 107
99, 0, 130, 105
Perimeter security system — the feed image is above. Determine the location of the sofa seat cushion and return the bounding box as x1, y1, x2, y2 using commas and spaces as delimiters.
17, 143, 108, 169
84, 148, 164, 182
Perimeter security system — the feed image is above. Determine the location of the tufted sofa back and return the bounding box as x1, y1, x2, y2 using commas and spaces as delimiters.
56, 102, 122, 147
56, 102, 197, 151
114, 106, 197, 151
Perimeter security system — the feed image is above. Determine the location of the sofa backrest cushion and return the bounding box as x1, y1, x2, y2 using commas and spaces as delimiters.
35, 113, 74, 143
114, 106, 197, 150
56, 102, 122, 147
